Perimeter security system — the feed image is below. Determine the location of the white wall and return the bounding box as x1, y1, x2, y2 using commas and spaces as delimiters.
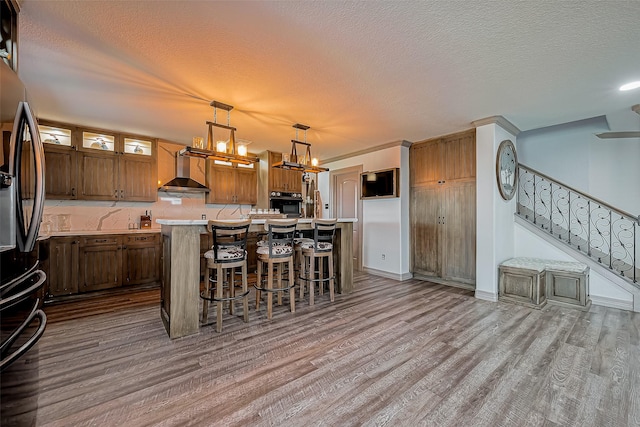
517, 115, 640, 215
317, 143, 411, 280
475, 121, 518, 301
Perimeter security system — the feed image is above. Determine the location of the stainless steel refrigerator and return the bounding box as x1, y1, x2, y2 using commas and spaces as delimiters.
0, 55, 47, 425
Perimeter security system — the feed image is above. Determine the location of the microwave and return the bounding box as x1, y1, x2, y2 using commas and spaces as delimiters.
269, 192, 302, 218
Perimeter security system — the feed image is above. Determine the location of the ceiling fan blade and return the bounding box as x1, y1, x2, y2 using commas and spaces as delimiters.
595, 131, 640, 139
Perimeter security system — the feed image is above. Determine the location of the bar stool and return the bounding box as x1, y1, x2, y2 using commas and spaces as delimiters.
294, 234, 313, 291
200, 219, 251, 333
255, 218, 297, 319
298, 219, 337, 306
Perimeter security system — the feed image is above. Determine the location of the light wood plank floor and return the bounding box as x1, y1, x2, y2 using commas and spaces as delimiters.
35, 272, 640, 426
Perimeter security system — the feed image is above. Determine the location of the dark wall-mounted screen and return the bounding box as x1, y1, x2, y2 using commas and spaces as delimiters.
360, 168, 399, 199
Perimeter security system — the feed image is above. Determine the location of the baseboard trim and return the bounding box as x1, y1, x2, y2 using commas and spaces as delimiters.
475, 289, 498, 302
590, 295, 634, 311
412, 274, 475, 291
362, 267, 412, 281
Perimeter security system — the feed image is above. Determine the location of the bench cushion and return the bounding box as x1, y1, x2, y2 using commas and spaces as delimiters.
500, 257, 587, 273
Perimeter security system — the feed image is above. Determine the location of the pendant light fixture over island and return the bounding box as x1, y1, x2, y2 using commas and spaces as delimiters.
179, 100, 259, 165
271, 123, 329, 173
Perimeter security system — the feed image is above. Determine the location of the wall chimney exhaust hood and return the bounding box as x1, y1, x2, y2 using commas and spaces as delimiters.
158, 153, 209, 193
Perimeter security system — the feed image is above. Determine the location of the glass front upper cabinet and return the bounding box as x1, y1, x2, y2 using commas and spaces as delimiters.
39, 124, 72, 146
82, 131, 115, 152
123, 137, 152, 156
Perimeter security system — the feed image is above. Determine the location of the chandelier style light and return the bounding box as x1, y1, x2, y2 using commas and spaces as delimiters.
179, 100, 258, 164
272, 123, 328, 173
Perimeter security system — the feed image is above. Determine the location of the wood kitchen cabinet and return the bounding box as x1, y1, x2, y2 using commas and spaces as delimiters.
79, 128, 158, 202
40, 121, 79, 199
267, 151, 302, 193
78, 235, 122, 292
38, 120, 157, 202
410, 130, 476, 286
120, 154, 157, 201
205, 162, 257, 205
122, 234, 161, 286
45, 232, 161, 300
43, 146, 78, 199
78, 149, 119, 200
46, 236, 79, 297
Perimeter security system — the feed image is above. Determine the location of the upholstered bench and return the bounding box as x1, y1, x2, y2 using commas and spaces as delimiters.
498, 257, 590, 310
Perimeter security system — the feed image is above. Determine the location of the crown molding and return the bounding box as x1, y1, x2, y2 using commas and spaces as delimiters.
471, 115, 520, 136
321, 140, 412, 165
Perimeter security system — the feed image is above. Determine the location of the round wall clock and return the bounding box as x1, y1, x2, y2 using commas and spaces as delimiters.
496, 139, 518, 200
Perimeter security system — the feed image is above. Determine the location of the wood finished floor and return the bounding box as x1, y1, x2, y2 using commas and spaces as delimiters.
36, 272, 640, 426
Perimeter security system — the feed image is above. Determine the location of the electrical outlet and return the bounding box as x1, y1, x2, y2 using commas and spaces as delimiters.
381, 254, 386, 260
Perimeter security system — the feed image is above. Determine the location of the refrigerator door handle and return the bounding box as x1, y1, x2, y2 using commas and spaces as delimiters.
0, 305, 46, 372
0, 269, 46, 311
10, 101, 45, 253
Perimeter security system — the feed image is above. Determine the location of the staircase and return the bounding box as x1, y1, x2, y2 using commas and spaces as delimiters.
516, 165, 639, 303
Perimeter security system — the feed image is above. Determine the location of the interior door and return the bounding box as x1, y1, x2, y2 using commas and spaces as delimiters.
332, 167, 362, 271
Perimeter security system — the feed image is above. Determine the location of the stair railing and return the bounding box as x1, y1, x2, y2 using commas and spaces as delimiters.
517, 164, 638, 284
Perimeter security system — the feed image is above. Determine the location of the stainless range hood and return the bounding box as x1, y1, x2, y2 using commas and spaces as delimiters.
159, 153, 209, 193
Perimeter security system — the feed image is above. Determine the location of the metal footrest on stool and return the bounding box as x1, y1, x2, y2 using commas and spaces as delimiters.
200, 289, 251, 302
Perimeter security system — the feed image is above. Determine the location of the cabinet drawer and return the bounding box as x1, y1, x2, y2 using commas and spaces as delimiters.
125, 234, 160, 245
81, 236, 121, 246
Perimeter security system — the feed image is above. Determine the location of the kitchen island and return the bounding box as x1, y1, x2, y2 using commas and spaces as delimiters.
157, 218, 356, 339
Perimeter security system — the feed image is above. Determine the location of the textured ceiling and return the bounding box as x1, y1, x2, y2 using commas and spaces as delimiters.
17, 0, 640, 160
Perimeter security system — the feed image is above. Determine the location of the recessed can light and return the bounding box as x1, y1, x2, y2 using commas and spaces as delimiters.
620, 81, 640, 91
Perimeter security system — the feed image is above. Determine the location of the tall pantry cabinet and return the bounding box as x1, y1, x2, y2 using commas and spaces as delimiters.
410, 129, 476, 286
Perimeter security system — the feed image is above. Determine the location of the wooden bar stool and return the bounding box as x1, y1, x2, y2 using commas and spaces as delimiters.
255, 219, 297, 320
294, 234, 313, 292
200, 219, 251, 332
298, 219, 336, 305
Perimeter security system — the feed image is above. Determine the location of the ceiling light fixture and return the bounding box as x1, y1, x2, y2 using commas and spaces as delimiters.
179, 100, 258, 164
272, 123, 329, 173
620, 81, 640, 91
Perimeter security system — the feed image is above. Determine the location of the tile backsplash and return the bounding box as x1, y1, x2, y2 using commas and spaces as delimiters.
42, 194, 252, 233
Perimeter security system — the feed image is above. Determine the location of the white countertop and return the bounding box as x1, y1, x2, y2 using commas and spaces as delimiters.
156, 218, 358, 226
40, 228, 160, 237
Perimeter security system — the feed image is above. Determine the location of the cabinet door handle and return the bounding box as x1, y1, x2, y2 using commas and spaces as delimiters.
120, 189, 124, 198
95, 239, 108, 243
114, 189, 118, 199
71, 187, 76, 197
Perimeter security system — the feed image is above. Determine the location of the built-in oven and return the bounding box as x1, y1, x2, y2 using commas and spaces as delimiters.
269, 191, 302, 218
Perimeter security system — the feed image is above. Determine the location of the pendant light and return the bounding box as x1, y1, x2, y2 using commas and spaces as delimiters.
272, 123, 329, 173
179, 100, 258, 164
